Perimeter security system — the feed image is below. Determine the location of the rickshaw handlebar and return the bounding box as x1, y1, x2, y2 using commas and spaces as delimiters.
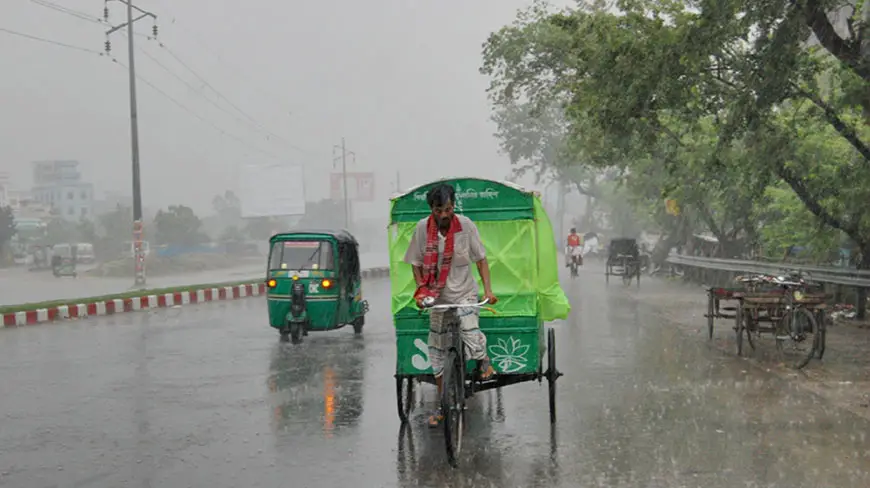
421, 297, 490, 310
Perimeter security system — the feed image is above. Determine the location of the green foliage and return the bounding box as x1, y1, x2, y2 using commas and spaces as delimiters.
219, 225, 245, 243
212, 190, 242, 222
480, 0, 870, 265
153, 205, 210, 246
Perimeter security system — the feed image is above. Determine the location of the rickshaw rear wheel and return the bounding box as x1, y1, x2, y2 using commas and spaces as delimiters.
546, 328, 558, 424
396, 376, 415, 424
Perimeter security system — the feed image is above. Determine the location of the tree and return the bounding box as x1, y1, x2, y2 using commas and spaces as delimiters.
0, 206, 16, 258
45, 217, 78, 245
212, 190, 242, 221
296, 199, 345, 230
480, 0, 870, 315
153, 205, 210, 247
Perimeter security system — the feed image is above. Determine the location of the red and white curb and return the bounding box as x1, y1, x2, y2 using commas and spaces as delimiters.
2, 266, 389, 328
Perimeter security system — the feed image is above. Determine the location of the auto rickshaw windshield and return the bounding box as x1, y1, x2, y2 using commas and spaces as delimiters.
268, 240, 334, 271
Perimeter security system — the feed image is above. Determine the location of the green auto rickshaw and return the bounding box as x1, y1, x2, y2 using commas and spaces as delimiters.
265, 230, 369, 344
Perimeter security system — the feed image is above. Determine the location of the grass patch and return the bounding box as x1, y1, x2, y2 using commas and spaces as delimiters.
0, 278, 264, 315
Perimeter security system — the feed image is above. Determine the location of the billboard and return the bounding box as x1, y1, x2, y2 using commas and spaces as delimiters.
330, 172, 374, 202
238, 162, 306, 217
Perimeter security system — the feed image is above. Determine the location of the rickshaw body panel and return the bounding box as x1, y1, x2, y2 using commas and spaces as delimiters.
266, 231, 366, 332
388, 177, 570, 378
394, 315, 544, 375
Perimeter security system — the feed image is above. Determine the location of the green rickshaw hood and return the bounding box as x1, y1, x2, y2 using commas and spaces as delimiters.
388, 177, 570, 322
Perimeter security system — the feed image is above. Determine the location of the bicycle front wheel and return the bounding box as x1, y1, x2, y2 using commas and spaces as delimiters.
779, 307, 819, 369
442, 349, 465, 467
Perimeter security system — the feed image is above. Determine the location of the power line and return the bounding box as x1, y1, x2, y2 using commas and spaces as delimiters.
0, 24, 284, 163
29, 0, 104, 24
108, 57, 285, 161
130, 36, 293, 148
0, 26, 104, 55
155, 41, 309, 153
29, 0, 312, 155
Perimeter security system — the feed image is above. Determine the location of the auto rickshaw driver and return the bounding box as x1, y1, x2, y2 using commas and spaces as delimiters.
403, 183, 498, 428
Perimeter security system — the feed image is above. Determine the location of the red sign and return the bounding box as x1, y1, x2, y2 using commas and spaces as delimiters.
330, 172, 374, 202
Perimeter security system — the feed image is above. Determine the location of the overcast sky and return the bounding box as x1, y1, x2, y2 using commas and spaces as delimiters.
0, 0, 575, 218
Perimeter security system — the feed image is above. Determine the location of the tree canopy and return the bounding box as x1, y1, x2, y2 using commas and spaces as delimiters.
481, 0, 870, 313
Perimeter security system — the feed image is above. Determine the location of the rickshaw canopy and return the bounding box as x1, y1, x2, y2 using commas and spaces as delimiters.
388, 177, 570, 322
608, 237, 639, 257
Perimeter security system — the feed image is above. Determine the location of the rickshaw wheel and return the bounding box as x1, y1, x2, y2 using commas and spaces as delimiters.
289, 323, 303, 344
442, 350, 464, 467
279, 329, 290, 343
546, 327, 558, 424
396, 376, 415, 424
352, 316, 364, 335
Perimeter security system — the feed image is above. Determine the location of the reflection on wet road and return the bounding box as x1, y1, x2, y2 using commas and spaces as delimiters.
1, 267, 868, 487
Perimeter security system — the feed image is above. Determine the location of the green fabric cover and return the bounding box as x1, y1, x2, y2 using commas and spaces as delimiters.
387, 181, 569, 322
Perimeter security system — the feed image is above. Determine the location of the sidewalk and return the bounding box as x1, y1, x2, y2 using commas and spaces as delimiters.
634, 276, 870, 421
0, 252, 388, 306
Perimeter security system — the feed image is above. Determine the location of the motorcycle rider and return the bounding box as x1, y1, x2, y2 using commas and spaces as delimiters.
565, 228, 582, 268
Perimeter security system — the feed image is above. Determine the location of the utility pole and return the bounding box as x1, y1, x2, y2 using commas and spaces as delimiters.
332, 138, 356, 229
105, 0, 157, 288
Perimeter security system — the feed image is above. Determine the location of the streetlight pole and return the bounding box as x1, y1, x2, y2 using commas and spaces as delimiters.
332, 138, 356, 229
105, 0, 157, 288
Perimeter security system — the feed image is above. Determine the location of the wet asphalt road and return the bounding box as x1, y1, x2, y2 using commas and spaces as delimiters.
1, 265, 869, 487
0, 253, 388, 306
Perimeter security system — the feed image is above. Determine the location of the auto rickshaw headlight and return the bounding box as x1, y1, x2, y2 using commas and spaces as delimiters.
292, 275, 299, 281
321, 279, 332, 289
267, 279, 277, 288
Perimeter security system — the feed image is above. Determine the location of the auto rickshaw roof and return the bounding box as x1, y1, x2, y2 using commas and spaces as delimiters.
269, 229, 359, 246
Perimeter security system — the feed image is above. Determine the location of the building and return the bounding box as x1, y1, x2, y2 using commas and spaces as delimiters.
30, 160, 94, 221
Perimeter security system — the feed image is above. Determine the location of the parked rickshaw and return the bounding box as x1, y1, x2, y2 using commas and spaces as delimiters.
389, 177, 571, 467
605, 237, 640, 286
265, 230, 369, 344
706, 271, 828, 369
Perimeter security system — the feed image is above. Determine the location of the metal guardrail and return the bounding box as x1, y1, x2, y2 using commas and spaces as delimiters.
665, 254, 870, 288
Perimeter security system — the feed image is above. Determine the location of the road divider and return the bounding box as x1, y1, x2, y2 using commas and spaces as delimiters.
1, 266, 390, 327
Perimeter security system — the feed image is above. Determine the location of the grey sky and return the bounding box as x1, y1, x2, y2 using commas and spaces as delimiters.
1, 0, 573, 218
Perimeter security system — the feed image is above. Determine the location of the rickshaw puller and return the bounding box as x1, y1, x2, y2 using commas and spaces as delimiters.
403, 183, 498, 428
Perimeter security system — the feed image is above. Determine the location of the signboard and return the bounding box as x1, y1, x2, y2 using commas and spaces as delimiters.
390, 178, 534, 222
330, 172, 374, 202
238, 162, 306, 218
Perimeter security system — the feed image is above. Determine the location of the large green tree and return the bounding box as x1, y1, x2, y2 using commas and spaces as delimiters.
481, 0, 870, 315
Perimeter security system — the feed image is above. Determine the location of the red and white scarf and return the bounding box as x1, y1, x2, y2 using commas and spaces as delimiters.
414, 214, 462, 301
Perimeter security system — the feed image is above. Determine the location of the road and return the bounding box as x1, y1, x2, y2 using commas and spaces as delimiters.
0, 265, 868, 487
0, 252, 388, 306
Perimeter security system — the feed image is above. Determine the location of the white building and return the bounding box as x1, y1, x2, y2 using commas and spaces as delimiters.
30, 160, 94, 221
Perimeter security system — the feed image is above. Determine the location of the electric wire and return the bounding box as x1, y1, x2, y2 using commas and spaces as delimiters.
109, 56, 286, 161
0, 26, 104, 54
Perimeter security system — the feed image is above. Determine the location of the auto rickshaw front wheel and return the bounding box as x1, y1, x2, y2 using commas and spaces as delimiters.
280, 323, 304, 344
352, 316, 364, 335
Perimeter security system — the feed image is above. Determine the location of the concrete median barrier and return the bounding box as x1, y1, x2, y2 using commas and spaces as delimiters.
1, 266, 391, 327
